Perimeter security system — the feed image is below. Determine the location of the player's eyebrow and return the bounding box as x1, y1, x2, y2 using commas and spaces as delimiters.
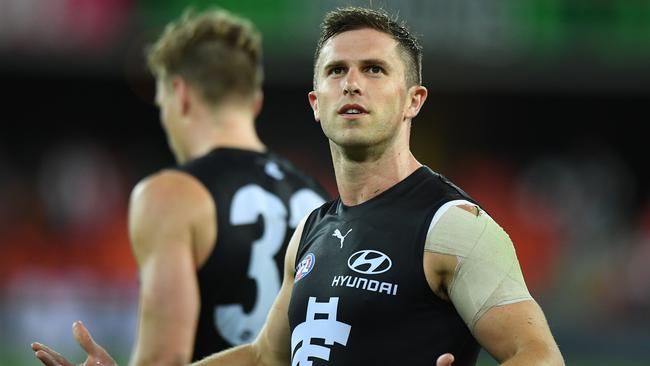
322, 60, 346, 71
322, 58, 391, 72
358, 58, 391, 70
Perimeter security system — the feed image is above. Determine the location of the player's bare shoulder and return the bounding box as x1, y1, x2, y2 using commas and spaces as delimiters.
129, 169, 217, 264
130, 169, 214, 220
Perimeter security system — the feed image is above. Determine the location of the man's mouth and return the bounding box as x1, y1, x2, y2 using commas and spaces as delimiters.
338, 104, 368, 115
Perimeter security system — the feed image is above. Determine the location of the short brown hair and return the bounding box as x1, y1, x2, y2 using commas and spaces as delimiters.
314, 7, 422, 87
146, 8, 263, 104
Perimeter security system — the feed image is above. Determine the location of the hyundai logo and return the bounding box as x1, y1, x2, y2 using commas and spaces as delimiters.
347, 250, 392, 275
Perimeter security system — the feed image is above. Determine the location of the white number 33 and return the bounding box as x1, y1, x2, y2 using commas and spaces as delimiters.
216, 184, 324, 345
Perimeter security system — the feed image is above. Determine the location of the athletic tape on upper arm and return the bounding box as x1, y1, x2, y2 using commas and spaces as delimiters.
425, 202, 532, 331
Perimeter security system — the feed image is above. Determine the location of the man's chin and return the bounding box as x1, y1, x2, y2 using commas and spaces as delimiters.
329, 138, 382, 161
329, 135, 371, 149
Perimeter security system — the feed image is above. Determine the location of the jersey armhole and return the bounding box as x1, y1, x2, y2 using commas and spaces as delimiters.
293, 208, 321, 269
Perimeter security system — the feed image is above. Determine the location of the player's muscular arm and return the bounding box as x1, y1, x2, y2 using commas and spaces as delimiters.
474, 300, 564, 365
31, 171, 216, 366
129, 170, 216, 366
192, 217, 306, 366
424, 203, 564, 365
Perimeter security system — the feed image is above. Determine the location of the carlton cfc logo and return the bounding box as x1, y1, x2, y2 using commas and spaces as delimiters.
295, 253, 315, 283
347, 250, 392, 275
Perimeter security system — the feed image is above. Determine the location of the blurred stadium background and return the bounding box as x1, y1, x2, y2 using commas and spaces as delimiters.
1, 0, 649, 365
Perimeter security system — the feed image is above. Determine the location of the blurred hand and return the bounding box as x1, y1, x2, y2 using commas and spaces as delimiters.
436, 353, 455, 366
32, 321, 117, 366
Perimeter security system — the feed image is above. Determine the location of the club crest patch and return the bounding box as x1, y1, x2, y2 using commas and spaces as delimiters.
295, 253, 315, 283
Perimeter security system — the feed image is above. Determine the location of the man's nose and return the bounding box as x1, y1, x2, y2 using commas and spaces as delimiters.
342, 69, 362, 95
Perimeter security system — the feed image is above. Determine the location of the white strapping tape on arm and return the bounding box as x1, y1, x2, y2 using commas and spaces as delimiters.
424, 202, 532, 331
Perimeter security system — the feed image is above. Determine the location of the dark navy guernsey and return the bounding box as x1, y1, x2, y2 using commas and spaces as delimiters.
174, 148, 329, 361
288, 166, 481, 366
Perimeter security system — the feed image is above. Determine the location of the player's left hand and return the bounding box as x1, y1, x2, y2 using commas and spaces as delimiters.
32, 321, 118, 366
436, 352, 455, 366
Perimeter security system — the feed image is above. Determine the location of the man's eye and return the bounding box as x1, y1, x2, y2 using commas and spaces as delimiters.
329, 67, 345, 75
367, 66, 383, 74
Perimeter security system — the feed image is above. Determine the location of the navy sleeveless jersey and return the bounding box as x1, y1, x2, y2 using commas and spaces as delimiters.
288, 166, 481, 366
174, 148, 329, 361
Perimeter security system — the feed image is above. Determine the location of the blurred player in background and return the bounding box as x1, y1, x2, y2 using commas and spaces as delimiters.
133, 8, 328, 364
34, 7, 328, 366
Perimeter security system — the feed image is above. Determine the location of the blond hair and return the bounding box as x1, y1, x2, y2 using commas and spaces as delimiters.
146, 8, 263, 104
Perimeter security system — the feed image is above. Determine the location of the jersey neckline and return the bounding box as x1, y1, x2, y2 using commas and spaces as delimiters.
206, 147, 270, 157
335, 166, 434, 216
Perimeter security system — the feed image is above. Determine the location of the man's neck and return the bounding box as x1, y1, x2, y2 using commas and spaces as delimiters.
331, 142, 421, 206
175, 107, 265, 163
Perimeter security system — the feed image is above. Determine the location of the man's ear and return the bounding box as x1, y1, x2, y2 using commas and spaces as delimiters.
253, 89, 264, 118
308, 91, 320, 122
404, 85, 428, 119
171, 77, 191, 115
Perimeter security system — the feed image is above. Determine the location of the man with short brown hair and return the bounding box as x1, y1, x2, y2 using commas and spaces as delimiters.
33, 7, 563, 366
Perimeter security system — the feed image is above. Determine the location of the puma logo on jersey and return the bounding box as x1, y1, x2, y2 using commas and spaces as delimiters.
332, 228, 352, 248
